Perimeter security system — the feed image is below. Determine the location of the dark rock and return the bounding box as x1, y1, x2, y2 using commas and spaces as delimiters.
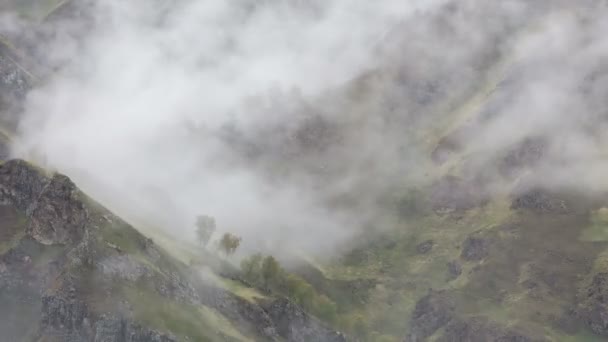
511, 189, 568, 214
416, 240, 434, 254
155, 270, 200, 304
40, 293, 177, 342
0, 159, 50, 212
461, 236, 488, 261
447, 261, 462, 280
94, 316, 176, 342
197, 283, 281, 341
578, 272, 608, 336
406, 291, 455, 341
551, 308, 580, 335
28, 174, 88, 245
0, 160, 88, 245
41, 294, 90, 335
264, 297, 347, 342
438, 317, 547, 342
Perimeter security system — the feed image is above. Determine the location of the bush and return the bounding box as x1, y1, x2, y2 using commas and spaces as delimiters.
285, 274, 314, 306
240, 254, 340, 326
240, 253, 263, 286
314, 294, 338, 323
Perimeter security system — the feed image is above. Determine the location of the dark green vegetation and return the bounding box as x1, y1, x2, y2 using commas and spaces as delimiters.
240, 255, 339, 326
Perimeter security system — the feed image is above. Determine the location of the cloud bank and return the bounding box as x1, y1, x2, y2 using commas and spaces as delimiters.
8, 0, 608, 257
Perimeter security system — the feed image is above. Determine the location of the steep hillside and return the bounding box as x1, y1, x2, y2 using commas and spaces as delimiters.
0, 159, 347, 342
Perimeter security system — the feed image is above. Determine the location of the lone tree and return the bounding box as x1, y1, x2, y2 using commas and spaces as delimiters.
195, 215, 216, 246
241, 253, 263, 285
261, 255, 282, 289
219, 233, 241, 256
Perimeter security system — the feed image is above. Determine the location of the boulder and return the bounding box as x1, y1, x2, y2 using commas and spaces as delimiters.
461, 236, 489, 261
416, 240, 434, 254
405, 291, 455, 341
264, 297, 347, 342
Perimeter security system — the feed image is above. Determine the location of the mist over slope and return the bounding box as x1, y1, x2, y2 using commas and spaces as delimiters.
4, 0, 608, 341
8, 0, 608, 256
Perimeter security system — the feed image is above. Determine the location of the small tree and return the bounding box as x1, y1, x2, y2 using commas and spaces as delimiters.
241, 253, 263, 285
261, 255, 282, 289
219, 233, 241, 256
195, 215, 216, 246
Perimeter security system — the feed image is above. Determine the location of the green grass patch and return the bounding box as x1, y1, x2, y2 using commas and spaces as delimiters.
580, 208, 608, 242
221, 279, 268, 303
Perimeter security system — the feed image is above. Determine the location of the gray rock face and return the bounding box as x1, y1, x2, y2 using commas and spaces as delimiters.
438, 318, 546, 342
28, 174, 89, 245
405, 292, 546, 342
0, 160, 88, 245
405, 292, 454, 341
579, 272, 608, 336
94, 317, 176, 342
0, 159, 50, 211
98, 255, 152, 282
41, 294, 92, 341
40, 294, 177, 342
198, 284, 281, 341
264, 298, 347, 342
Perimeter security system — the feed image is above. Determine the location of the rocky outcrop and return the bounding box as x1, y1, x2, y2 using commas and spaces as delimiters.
40, 294, 177, 342
578, 272, 608, 336
438, 318, 546, 342
460, 236, 489, 261
511, 188, 569, 214
405, 291, 455, 341
0, 159, 49, 211
0, 160, 88, 245
0, 160, 349, 341
197, 283, 281, 341
416, 240, 434, 254
264, 297, 347, 342
405, 291, 546, 342
28, 174, 89, 245
94, 317, 176, 342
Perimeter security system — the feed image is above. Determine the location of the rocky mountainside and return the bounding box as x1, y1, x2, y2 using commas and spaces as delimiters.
0, 159, 346, 342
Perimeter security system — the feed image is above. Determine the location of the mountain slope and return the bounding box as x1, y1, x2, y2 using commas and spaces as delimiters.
0, 159, 347, 342
4, 1, 608, 342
